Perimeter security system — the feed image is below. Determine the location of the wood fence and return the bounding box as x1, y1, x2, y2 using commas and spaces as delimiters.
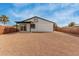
0, 26, 18, 34
55, 27, 79, 34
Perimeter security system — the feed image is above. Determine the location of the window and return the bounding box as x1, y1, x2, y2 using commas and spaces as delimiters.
31, 24, 35, 29
20, 25, 26, 31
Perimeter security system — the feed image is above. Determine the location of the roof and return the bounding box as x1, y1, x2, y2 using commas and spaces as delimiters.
16, 21, 31, 23
16, 16, 55, 24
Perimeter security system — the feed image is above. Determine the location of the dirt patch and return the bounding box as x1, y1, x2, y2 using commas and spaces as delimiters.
0, 32, 79, 56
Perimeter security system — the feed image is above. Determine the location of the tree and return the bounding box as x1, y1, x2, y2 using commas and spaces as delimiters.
0, 15, 9, 25
68, 22, 75, 27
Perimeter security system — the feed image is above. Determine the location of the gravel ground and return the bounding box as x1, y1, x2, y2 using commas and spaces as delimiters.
0, 31, 79, 56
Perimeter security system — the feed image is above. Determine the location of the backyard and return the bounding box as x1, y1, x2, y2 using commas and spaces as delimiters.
0, 31, 79, 55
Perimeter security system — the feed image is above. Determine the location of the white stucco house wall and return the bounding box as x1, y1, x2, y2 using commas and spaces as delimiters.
16, 16, 55, 32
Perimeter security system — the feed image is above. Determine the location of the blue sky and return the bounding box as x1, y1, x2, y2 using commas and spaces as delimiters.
0, 3, 79, 27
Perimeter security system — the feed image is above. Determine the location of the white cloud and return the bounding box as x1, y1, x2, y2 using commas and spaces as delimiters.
8, 3, 79, 26
48, 5, 79, 27
11, 3, 60, 19
13, 3, 29, 7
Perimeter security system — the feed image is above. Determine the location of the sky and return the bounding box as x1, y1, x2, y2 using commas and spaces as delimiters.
0, 3, 79, 27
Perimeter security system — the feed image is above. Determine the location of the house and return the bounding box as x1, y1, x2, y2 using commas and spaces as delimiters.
16, 16, 55, 32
